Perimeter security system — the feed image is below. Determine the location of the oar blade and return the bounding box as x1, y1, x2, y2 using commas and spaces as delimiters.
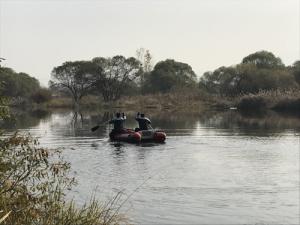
91, 125, 100, 132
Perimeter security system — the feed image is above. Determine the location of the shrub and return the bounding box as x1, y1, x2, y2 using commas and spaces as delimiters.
272, 98, 300, 112
31, 88, 52, 104
237, 95, 267, 110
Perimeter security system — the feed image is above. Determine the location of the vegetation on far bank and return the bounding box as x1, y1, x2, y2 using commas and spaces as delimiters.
1, 49, 300, 112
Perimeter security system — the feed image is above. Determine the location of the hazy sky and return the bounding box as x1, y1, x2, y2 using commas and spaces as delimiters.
0, 0, 299, 86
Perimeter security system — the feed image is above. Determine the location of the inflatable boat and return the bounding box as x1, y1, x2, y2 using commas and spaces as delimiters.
138, 129, 166, 143
109, 129, 141, 143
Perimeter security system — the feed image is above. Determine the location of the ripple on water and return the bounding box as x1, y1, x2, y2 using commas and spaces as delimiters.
5, 110, 300, 224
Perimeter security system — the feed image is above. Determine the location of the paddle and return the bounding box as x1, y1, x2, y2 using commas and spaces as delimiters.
91, 125, 101, 132
91, 120, 110, 132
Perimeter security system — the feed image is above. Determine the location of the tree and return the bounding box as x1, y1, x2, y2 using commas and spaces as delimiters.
242, 50, 284, 69
144, 59, 197, 93
135, 48, 153, 73
235, 64, 296, 94
50, 61, 101, 105
0, 67, 40, 97
92, 55, 142, 101
199, 66, 239, 96
199, 52, 297, 96
135, 48, 153, 89
291, 60, 300, 85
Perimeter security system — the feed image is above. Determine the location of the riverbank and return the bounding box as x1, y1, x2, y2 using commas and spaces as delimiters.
6, 89, 300, 113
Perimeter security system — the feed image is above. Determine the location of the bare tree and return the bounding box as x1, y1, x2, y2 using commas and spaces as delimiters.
50, 61, 102, 106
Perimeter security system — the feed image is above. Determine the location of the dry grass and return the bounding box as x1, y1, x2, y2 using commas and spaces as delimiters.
115, 89, 212, 111
47, 97, 73, 108
235, 89, 300, 111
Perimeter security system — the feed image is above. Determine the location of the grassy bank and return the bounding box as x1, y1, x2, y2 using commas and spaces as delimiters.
234, 89, 300, 112
44, 89, 214, 112
10, 88, 300, 113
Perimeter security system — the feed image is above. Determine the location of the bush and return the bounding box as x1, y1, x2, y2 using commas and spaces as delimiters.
272, 98, 300, 112
237, 95, 267, 110
30, 88, 52, 104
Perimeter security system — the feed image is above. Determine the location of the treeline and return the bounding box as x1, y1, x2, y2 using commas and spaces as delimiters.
49, 50, 300, 106
0, 67, 52, 105
199, 51, 300, 96
49, 53, 198, 105
1, 50, 299, 108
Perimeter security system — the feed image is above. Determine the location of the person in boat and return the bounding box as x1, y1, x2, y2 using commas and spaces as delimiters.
135, 112, 152, 131
109, 112, 126, 134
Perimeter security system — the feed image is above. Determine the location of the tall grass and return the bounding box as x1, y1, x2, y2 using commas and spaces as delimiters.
235, 89, 300, 111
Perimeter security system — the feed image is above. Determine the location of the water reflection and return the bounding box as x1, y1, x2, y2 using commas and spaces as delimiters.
4, 109, 300, 137
0, 108, 51, 129
198, 110, 300, 136
3, 108, 299, 224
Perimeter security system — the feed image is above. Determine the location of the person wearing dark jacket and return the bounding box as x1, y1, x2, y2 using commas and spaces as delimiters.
109, 112, 126, 133
135, 112, 151, 131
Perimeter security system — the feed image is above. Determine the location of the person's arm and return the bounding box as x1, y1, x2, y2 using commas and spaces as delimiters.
135, 112, 140, 120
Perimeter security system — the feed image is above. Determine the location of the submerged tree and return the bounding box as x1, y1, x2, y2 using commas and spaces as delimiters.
50, 61, 102, 106
92, 55, 142, 101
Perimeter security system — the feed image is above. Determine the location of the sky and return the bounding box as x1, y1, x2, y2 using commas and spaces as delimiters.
0, 0, 299, 86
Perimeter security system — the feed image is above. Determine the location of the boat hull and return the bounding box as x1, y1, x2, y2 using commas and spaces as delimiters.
138, 130, 166, 143
109, 129, 141, 143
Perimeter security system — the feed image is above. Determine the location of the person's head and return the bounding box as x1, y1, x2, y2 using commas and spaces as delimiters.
141, 113, 145, 117
116, 112, 121, 118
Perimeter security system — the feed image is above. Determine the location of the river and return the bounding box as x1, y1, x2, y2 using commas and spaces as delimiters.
4, 109, 300, 224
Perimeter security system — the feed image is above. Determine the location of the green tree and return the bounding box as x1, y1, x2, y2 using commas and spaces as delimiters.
291, 60, 300, 85
236, 64, 296, 94
50, 61, 101, 106
242, 50, 284, 69
92, 55, 142, 101
199, 51, 297, 96
0, 67, 40, 97
144, 59, 197, 93
199, 66, 239, 96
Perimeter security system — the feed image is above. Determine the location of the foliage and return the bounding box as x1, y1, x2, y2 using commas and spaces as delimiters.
136, 48, 153, 73
92, 56, 142, 101
30, 88, 52, 104
233, 89, 300, 111
199, 66, 238, 96
237, 95, 267, 110
50, 61, 102, 105
0, 67, 40, 98
199, 51, 298, 96
272, 98, 300, 112
0, 133, 73, 224
143, 59, 197, 93
241, 50, 284, 69
291, 60, 300, 85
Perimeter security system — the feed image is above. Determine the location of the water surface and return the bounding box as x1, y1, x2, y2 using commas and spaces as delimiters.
4, 109, 300, 224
